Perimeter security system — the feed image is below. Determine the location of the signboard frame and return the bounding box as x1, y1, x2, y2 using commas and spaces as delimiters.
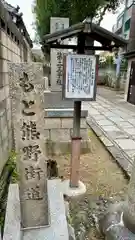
62, 54, 97, 101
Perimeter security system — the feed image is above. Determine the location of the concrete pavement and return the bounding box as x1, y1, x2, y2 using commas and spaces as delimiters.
85, 87, 135, 177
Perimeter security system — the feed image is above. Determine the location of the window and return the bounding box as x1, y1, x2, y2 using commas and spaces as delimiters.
0, 18, 5, 30
7, 27, 10, 36
61, 23, 64, 30
125, 18, 131, 31
117, 16, 123, 29
11, 32, 14, 39
55, 22, 58, 31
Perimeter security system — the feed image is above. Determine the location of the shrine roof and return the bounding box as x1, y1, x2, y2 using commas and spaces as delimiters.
42, 21, 127, 48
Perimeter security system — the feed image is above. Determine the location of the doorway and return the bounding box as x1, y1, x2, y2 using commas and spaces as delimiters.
127, 61, 135, 104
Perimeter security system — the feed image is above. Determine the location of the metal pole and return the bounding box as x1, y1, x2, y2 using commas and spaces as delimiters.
70, 34, 85, 188
73, 101, 81, 137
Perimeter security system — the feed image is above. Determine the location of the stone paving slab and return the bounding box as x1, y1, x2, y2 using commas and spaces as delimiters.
114, 139, 135, 150
96, 119, 114, 126
85, 95, 135, 177
101, 126, 120, 132
119, 122, 133, 128
124, 128, 135, 135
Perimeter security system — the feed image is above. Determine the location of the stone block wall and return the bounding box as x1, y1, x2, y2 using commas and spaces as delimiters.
44, 118, 87, 130
0, 29, 16, 174
98, 67, 127, 90
44, 118, 90, 155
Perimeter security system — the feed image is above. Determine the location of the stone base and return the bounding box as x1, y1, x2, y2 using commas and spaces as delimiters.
45, 139, 91, 156
44, 90, 51, 93
61, 180, 86, 197
99, 202, 135, 240
3, 180, 69, 240
44, 108, 88, 118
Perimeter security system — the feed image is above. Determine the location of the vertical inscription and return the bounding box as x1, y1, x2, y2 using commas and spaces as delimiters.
22, 145, 41, 161
21, 121, 40, 141
24, 185, 43, 200
9, 63, 48, 228
50, 18, 69, 90
56, 51, 63, 85
20, 73, 43, 201
19, 72, 34, 92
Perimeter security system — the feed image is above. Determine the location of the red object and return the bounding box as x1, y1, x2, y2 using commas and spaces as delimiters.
70, 137, 82, 188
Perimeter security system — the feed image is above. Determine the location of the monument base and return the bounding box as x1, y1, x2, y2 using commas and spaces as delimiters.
44, 109, 90, 155
4, 180, 69, 240
99, 202, 135, 240
45, 139, 91, 156
44, 90, 51, 93
61, 180, 86, 197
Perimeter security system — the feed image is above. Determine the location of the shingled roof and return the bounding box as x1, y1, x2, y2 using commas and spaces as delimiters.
42, 21, 127, 49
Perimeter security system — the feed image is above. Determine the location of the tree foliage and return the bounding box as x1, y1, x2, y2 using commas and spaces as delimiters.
33, 0, 123, 42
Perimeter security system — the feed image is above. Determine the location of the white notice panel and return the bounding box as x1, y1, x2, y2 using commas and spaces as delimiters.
64, 54, 96, 100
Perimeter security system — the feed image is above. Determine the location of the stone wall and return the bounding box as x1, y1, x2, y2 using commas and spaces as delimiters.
98, 67, 127, 90
44, 117, 90, 155
0, 3, 32, 175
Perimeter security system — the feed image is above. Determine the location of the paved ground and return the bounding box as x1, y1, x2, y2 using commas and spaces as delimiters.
97, 87, 135, 112
84, 87, 135, 177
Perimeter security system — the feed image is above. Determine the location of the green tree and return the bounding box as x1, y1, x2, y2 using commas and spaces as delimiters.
33, 0, 123, 42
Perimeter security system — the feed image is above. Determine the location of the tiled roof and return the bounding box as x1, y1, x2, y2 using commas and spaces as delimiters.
1, 0, 33, 47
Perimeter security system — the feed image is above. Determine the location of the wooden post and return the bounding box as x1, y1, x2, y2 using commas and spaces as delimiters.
70, 34, 85, 188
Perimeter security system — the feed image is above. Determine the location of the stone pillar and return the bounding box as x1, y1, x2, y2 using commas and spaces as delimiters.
9, 63, 49, 229
50, 17, 69, 92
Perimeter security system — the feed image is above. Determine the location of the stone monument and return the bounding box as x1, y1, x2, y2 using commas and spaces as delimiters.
9, 63, 49, 228
50, 17, 69, 92
3, 62, 69, 240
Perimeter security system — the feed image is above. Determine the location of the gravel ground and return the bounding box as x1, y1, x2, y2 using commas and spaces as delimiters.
55, 128, 128, 239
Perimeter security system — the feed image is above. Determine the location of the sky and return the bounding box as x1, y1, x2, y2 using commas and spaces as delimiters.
7, 0, 124, 48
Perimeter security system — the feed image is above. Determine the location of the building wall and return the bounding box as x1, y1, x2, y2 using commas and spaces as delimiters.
112, 1, 133, 40
0, 9, 32, 174
112, 1, 134, 99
